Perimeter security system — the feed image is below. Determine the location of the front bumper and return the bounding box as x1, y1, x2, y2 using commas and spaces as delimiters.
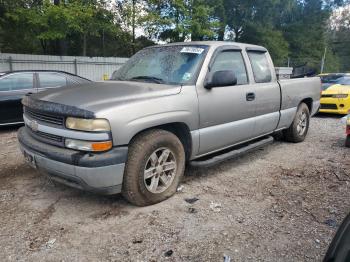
319, 96, 350, 114
18, 127, 128, 195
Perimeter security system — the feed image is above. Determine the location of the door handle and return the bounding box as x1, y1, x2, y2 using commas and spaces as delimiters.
246, 92, 256, 101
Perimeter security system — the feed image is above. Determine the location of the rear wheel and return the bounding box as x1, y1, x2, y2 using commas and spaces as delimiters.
346, 135, 350, 148
122, 129, 185, 206
283, 103, 310, 143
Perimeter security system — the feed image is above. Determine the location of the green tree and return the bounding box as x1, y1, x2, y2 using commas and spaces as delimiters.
282, 0, 330, 70
144, 0, 218, 42
0, 0, 348, 68
241, 25, 289, 66
115, 0, 150, 54
0, 0, 133, 56
328, 5, 350, 71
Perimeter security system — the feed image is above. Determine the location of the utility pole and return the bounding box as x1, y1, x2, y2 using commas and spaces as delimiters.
102, 29, 105, 57
320, 46, 327, 74
132, 0, 136, 55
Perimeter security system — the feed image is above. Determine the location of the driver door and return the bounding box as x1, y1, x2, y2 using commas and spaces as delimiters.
197, 47, 256, 155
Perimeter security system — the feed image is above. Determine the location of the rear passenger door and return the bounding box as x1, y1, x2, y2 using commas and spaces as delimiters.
37, 72, 68, 92
246, 50, 280, 137
0, 72, 35, 124
197, 47, 257, 155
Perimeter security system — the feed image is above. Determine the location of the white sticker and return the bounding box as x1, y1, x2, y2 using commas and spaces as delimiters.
180, 47, 204, 54
182, 72, 192, 81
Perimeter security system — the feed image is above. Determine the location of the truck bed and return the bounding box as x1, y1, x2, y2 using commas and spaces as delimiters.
276, 77, 321, 130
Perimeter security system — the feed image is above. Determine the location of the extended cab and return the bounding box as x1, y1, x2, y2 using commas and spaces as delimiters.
18, 42, 321, 206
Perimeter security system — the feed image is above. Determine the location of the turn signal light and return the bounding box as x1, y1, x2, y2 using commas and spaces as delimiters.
65, 139, 112, 152
91, 141, 113, 152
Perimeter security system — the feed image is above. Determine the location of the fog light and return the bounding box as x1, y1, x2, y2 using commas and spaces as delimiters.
65, 139, 112, 152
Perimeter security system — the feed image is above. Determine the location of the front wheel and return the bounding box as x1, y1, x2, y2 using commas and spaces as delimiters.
122, 129, 185, 206
283, 103, 310, 143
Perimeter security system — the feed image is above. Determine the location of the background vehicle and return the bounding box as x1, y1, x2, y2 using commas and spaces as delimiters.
319, 73, 350, 90
18, 42, 321, 206
324, 212, 350, 262
346, 115, 350, 147
319, 75, 350, 114
0, 70, 91, 125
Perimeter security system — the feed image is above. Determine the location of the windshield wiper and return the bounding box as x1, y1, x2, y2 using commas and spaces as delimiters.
127, 76, 165, 84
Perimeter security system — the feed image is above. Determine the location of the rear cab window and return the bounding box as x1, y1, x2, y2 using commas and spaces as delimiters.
247, 51, 272, 83
0, 73, 34, 91
38, 72, 67, 88
210, 50, 248, 85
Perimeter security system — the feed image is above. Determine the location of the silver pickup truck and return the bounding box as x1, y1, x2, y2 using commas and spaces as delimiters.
18, 41, 321, 206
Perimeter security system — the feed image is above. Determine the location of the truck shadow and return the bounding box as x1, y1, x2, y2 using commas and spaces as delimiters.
0, 124, 23, 134
314, 112, 346, 119
184, 142, 273, 181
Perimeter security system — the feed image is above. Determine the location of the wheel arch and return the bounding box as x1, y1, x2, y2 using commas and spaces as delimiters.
300, 98, 313, 113
129, 122, 193, 161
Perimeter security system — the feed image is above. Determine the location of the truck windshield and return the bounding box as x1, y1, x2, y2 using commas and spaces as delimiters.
111, 45, 208, 85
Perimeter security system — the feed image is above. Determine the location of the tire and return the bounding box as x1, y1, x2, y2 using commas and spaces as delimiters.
283, 103, 310, 143
122, 129, 185, 206
346, 135, 350, 148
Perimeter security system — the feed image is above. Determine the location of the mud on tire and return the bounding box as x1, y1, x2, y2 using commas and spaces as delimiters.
122, 129, 185, 206
283, 102, 310, 143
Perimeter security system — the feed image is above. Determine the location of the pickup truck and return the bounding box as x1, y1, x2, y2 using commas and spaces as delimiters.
18, 41, 321, 206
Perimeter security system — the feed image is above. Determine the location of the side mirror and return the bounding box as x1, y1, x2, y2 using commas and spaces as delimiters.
205, 70, 237, 89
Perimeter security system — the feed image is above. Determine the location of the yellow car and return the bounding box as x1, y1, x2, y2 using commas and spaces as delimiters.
346, 115, 350, 147
319, 74, 350, 114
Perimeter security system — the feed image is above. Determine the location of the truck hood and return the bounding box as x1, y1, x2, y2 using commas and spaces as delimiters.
33, 81, 182, 112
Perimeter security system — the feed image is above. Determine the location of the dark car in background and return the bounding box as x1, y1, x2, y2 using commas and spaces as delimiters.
319, 73, 350, 90
0, 70, 91, 126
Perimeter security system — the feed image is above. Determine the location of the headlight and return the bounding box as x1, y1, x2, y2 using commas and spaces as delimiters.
65, 139, 112, 152
65, 117, 111, 132
332, 94, 348, 98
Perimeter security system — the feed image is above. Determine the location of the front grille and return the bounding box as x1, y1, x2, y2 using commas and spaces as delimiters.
321, 94, 333, 98
25, 107, 64, 126
36, 131, 63, 142
27, 128, 64, 147
320, 103, 338, 110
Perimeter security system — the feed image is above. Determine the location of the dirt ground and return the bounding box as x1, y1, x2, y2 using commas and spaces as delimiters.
0, 114, 349, 262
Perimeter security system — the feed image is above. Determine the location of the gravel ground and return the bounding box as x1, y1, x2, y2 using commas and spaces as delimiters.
0, 114, 349, 262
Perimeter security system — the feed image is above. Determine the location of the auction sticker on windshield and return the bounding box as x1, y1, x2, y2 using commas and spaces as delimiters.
180, 47, 204, 54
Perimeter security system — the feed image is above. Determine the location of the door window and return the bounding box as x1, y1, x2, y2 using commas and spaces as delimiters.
247, 51, 272, 83
39, 73, 67, 88
211, 50, 248, 85
0, 73, 34, 91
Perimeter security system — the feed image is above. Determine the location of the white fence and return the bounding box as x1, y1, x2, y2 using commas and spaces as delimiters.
0, 53, 129, 81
